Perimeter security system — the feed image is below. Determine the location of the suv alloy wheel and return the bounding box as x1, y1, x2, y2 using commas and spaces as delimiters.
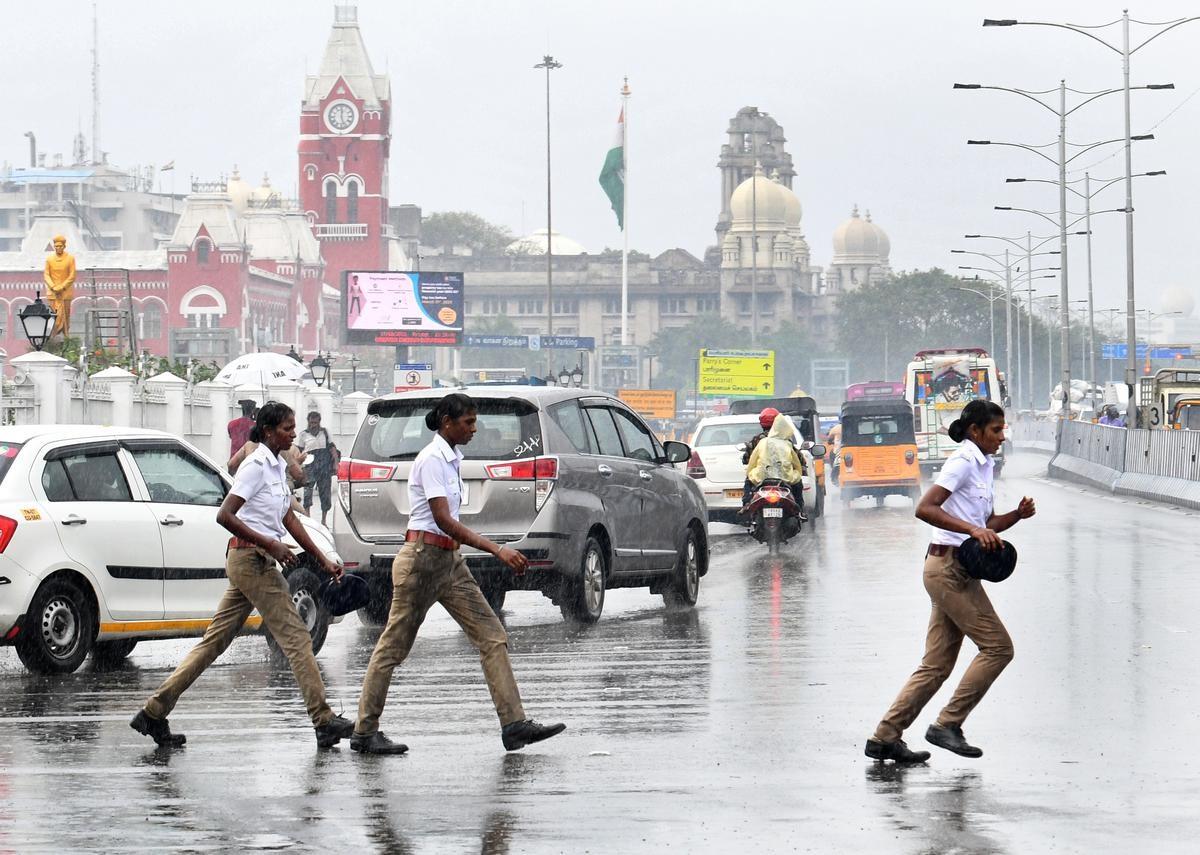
560, 535, 606, 624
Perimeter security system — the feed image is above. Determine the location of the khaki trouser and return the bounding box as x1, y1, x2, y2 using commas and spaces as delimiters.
355, 540, 525, 735
144, 547, 334, 726
874, 548, 1014, 743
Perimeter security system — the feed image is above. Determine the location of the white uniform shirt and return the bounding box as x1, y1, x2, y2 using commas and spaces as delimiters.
407, 433, 464, 538
930, 439, 995, 547
229, 443, 291, 541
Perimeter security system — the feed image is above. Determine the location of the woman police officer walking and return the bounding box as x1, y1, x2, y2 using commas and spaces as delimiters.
130, 402, 355, 748
351, 393, 565, 755
865, 399, 1035, 763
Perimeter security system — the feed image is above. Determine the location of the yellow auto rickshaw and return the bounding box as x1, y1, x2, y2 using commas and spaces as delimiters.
838, 398, 920, 507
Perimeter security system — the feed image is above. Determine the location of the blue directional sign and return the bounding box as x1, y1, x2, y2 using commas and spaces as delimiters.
463, 334, 595, 351
1102, 343, 1192, 360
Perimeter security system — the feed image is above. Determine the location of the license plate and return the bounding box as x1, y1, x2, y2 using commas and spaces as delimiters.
763, 507, 783, 518
724, 489, 743, 499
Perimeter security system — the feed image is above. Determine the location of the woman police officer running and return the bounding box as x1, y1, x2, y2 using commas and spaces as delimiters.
866, 399, 1035, 763
351, 393, 565, 755
131, 402, 355, 748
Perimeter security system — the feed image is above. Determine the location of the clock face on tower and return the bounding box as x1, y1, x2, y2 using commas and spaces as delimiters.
324, 100, 358, 134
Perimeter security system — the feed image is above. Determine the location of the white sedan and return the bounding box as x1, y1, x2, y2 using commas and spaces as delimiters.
0, 425, 341, 674
686, 415, 815, 524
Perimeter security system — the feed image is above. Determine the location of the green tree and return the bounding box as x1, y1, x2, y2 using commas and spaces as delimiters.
421, 211, 514, 252
760, 321, 822, 396
836, 269, 1004, 381
648, 314, 746, 396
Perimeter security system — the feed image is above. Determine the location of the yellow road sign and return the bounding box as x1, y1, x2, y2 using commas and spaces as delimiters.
618, 389, 677, 419
699, 349, 775, 397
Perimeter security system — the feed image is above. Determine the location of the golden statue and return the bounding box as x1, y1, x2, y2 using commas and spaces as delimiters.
43, 234, 76, 339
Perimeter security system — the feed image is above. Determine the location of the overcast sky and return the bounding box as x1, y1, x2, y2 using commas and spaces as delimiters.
4, 0, 1199, 317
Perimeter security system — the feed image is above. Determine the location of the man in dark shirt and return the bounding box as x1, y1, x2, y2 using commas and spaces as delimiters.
228, 399, 256, 457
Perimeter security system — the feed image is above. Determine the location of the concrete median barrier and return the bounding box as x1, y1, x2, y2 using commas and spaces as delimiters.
1045, 420, 1200, 509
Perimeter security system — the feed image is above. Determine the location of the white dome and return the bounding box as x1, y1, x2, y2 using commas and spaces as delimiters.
832, 205, 888, 263
865, 209, 890, 261
1160, 286, 1195, 318
505, 228, 588, 256
250, 172, 279, 205
771, 174, 802, 228
729, 165, 788, 229
225, 166, 251, 213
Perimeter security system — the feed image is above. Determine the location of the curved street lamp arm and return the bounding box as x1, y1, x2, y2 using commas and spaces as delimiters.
1065, 136, 1148, 165
992, 20, 1122, 55
995, 206, 1060, 227
973, 140, 1059, 167
963, 85, 1059, 115
1131, 16, 1200, 55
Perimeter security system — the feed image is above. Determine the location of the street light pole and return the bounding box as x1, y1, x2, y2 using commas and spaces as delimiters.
1026, 233, 1035, 411
534, 55, 562, 348
982, 10, 1198, 423
1085, 172, 1097, 406
1120, 11, 1137, 421
1056, 80, 1071, 415
1005, 248, 1013, 403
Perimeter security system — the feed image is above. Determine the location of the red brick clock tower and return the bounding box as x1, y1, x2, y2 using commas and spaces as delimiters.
299, 5, 391, 308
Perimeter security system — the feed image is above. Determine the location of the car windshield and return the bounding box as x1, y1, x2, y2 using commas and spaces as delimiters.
695, 422, 762, 447
353, 398, 543, 462
843, 414, 915, 445
0, 442, 20, 484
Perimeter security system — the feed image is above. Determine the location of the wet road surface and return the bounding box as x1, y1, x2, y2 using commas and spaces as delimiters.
1, 456, 1198, 853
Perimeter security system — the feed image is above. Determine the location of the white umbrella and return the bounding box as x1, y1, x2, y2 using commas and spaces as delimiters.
216, 352, 310, 388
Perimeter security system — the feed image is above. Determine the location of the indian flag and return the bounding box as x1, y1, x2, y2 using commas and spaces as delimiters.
598, 108, 625, 229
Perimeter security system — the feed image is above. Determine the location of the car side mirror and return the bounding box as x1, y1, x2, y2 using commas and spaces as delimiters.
662, 440, 691, 464
809, 443, 827, 459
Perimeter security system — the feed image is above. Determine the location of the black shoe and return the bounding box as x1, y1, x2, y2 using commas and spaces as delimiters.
864, 737, 930, 764
502, 718, 566, 751
925, 723, 983, 758
315, 714, 355, 748
350, 730, 409, 755
130, 709, 186, 747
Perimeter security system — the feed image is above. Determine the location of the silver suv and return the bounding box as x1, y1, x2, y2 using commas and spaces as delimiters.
332, 386, 708, 624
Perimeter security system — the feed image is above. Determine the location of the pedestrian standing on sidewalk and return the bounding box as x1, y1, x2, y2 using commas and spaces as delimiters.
299, 411, 338, 526
865, 399, 1035, 763
351, 393, 565, 755
130, 401, 355, 749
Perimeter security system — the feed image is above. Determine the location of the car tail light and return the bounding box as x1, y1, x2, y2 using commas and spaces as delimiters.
843, 452, 854, 470
340, 460, 397, 482
686, 451, 707, 479
0, 516, 17, 553
486, 457, 558, 511
905, 450, 915, 464
336, 459, 398, 514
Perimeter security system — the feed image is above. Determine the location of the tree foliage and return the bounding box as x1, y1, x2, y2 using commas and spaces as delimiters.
648, 314, 744, 395
837, 269, 1009, 381
421, 211, 514, 252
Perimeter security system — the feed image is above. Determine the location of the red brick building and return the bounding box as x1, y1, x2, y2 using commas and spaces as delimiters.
0, 5, 401, 365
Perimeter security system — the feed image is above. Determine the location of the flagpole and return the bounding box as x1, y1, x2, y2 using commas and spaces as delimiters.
620, 77, 630, 348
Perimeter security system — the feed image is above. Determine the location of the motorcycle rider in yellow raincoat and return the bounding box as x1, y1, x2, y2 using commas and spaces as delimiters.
744, 412, 808, 521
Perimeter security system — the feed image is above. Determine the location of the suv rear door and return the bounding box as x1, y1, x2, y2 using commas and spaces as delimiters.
579, 403, 645, 571
609, 406, 679, 568
343, 396, 546, 543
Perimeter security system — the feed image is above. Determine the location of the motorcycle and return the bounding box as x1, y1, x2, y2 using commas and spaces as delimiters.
746, 479, 803, 554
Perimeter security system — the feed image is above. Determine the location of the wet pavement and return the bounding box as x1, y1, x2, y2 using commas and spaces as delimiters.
1, 455, 1198, 853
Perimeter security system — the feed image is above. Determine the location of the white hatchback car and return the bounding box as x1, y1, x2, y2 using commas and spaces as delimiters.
0, 426, 341, 674
686, 415, 815, 524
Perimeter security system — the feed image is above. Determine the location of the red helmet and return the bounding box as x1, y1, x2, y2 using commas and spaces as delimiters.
759, 407, 780, 429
